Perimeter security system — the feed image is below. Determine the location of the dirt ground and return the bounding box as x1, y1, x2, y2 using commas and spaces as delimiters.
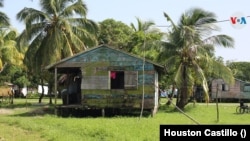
0, 108, 13, 115
0, 104, 54, 117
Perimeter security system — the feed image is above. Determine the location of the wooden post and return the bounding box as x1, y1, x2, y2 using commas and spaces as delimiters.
54, 67, 58, 115
216, 83, 220, 122
101, 108, 105, 117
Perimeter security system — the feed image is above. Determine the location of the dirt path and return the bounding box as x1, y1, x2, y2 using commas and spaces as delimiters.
0, 108, 13, 115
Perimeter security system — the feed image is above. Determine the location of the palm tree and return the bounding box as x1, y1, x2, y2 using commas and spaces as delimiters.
16, 0, 99, 103
0, 28, 24, 73
129, 17, 163, 61
130, 17, 156, 33
16, 0, 99, 72
0, 0, 11, 72
0, 0, 10, 28
158, 8, 235, 109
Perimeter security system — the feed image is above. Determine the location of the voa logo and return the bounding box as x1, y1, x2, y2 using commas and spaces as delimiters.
230, 12, 247, 29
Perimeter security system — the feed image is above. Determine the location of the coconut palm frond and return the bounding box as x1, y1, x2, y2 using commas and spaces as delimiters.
203, 34, 234, 48
161, 7, 235, 109
16, 0, 99, 72
211, 60, 235, 85
193, 61, 209, 102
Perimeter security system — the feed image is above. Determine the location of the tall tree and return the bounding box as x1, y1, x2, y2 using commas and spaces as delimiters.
129, 17, 163, 61
159, 8, 235, 109
16, 0, 99, 103
0, 28, 24, 73
0, 0, 10, 27
16, 0, 99, 73
0, 0, 11, 72
226, 61, 250, 82
97, 18, 133, 49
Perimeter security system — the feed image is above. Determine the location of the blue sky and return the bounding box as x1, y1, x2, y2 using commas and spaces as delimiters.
2, 0, 250, 62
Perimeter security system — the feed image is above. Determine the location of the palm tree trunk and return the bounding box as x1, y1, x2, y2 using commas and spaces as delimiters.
39, 78, 44, 103
176, 65, 190, 109
176, 87, 189, 110
48, 84, 53, 104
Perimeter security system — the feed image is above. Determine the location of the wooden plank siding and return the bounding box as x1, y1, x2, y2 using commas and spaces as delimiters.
81, 63, 156, 109
46, 45, 164, 116
76, 46, 158, 110
211, 79, 250, 101
0, 86, 14, 104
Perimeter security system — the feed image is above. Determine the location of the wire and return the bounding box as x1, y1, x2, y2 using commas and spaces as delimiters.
154, 16, 250, 27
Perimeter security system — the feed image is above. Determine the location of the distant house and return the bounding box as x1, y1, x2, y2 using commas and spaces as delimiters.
210, 78, 250, 102
46, 44, 164, 116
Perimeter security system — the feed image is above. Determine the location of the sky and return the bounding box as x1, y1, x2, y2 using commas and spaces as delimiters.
2, 0, 250, 62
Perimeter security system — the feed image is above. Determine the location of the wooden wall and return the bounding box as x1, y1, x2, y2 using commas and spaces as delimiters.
79, 46, 158, 110
211, 79, 250, 100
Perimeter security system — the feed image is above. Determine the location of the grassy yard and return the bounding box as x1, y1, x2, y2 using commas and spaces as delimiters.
0, 98, 250, 141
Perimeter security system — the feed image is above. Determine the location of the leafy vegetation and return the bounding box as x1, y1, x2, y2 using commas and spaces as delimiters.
97, 19, 133, 48
226, 61, 250, 81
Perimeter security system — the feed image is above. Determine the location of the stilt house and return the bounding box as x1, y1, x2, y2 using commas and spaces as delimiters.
46, 45, 164, 116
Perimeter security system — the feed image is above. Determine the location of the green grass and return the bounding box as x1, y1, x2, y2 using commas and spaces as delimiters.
0, 98, 250, 141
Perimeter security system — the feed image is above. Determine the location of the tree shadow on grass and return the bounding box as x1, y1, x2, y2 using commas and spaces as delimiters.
158, 101, 197, 113
2, 100, 153, 118
56, 107, 152, 118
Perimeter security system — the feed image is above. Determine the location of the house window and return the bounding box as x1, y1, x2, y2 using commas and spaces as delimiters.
222, 84, 229, 91
243, 84, 250, 92
110, 71, 138, 89
111, 71, 124, 89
